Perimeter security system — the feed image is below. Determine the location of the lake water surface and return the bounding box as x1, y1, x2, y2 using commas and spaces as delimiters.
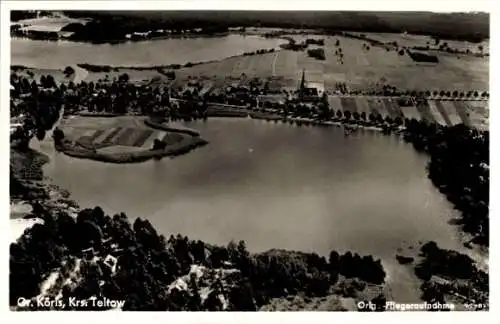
11, 35, 285, 69
32, 118, 474, 302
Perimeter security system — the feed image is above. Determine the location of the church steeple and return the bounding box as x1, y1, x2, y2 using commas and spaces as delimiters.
299, 69, 306, 100
300, 69, 306, 90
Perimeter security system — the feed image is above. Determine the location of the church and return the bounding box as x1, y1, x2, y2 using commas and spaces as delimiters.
297, 69, 320, 102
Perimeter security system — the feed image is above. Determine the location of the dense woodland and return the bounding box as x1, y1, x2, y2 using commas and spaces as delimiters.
10, 11, 488, 44
10, 205, 386, 310
415, 241, 488, 306
10, 73, 62, 148
403, 121, 489, 246
59, 11, 489, 43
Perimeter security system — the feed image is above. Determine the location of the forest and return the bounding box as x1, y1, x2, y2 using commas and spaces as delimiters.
415, 241, 488, 306
10, 205, 386, 311
403, 121, 489, 247
61, 11, 489, 43
10, 11, 488, 44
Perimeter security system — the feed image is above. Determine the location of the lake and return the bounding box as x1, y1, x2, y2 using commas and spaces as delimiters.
32, 118, 476, 302
11, 35, 285, 69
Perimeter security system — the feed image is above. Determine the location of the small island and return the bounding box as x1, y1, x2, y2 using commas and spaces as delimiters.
53, 116, 208, 164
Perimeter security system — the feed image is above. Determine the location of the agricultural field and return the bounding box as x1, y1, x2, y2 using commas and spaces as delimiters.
178, 34, 488, 93
324, 96, 488, 130
61, 116, 183, 153
322, 36, 489, 91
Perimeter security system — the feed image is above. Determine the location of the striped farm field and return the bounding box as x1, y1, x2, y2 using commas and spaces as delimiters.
430, 100, 452, 126
142, 130, 161, 148
328, 96, 343, 111
340, 97, 358, 113
366, 98, 390, 118
88, 129, 105, 142
101, 127, 124, 144
93, 128, 117, 144
427, 100, 447, 126
76, 127, 175, 149
65, 116, 189, 153
133, 129, 155, 147
433, 100, 462, 125
415, 102, 436, 124
354, 97, 371, 116
382, 98, 404, 118
451, 101, 472, 126
398, 105, 422, 121
111, 128, 134, 146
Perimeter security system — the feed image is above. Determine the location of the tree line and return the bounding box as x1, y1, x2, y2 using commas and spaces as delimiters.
10, 73, 63, 148
403, 122, 489, 246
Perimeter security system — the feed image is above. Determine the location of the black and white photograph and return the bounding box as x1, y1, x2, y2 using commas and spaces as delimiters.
4, 0, 492, 315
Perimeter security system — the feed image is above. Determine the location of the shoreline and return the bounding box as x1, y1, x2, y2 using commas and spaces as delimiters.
248, 111, 403, 135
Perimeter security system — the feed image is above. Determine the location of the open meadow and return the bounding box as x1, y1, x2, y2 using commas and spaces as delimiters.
176, 34, 489, 92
